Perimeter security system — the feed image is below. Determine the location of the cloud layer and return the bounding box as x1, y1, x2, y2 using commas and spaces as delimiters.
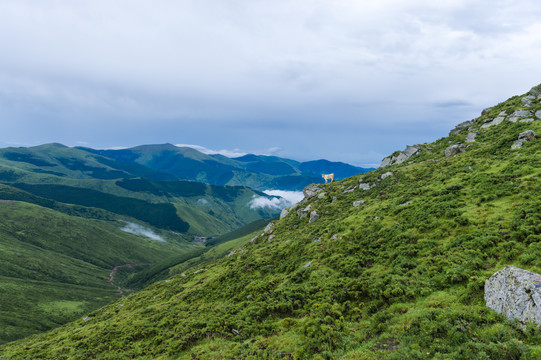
1, 1, 540, 165
119, 221, 166, 242
248, 190, 304, 211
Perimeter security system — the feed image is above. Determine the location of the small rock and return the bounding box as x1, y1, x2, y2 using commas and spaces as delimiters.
536, 110, 541, 119
380, 172, 393, 180
519, 118, 535, 123
181, 273, 186, 277
359, 183, 371, 191
297, 204, 312, 218
399, 200, 412, 206
445, 144, 466, 157
332, 196, 337, 202
246, 295, 252, 299
449, 120, 474, 135
82, 316, 90, 321
508, 110, 532, 123
309, 210, 320, 223
343, 185, 357, 193
465, 132, 477, 143
264, 222, 274, 234
268, 235, 276, 242
280, 208, 290, 219
313, 237, 322, 242
302, 261, 312, 268
228, 251, 236, 257
250, 235, 259, 244
373, 216, 379, 220
353, 200, 365, 207
481, 117, 505, 128
332, 234, 338, 240
521, 95, 536, 107
232, 329, 239, 335
379, 145, 420, 168
520, 130, 537, 140
481, 107, 493, 115
194, 268, 208, 274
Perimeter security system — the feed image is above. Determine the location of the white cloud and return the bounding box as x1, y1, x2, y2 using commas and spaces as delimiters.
248, 190, 304, 210
263, 190, 304, 205
175, 144, 281, 158
119, 221, 165, 242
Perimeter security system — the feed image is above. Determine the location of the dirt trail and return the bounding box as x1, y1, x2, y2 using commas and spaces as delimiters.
108, 263, 153, 298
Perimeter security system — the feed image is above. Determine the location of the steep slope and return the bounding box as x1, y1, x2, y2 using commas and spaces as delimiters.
2, 85, 541, 359
0, 200, 189, 344
82, 144, 372, 190
0, 143, 177, 181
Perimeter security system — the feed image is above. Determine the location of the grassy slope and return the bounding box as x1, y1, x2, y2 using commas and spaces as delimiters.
122, 219, 272, 290
2, 87, 541, 358
0, 201, 188, 344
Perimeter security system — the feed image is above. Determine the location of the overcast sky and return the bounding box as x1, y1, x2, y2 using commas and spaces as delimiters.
1, 1, 540, 167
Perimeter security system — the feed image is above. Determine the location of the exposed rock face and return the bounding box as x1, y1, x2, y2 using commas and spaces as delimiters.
536, 110, 541, 119
511, 130, 537, 149
445, 144, 466, 157
449, 120, 474, 135
353, 200, 365, 207
485, 266, 541, 327
302, 184, 323, 201
280, 208, 290, 219
380, 145, 420, 168
309, 210, 320, 223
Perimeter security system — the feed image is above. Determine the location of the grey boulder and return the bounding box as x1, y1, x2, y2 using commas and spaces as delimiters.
445, 144, 466, 157
485, 266, 541, 327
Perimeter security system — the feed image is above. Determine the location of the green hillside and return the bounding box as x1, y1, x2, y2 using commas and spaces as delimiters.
82, 144, 371, 190
0, 201, 189, 344
2, 85, 541, 358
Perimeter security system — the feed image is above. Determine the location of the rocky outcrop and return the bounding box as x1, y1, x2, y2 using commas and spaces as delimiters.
309, 210, 319, 223
522, 95, 536, 107
481, 116, 506, 129
449, 120, 474, 135
302, 184, 323, 200
353, 200, 365, 207
280, 208, 290, 219
445, 144, 466, 157
297, 204, 312, 218
485, 266, 541, 327
511, 130, 537, 149
264, 222, 274, 235
380, 145, 420, 168
508, 110, 532, 123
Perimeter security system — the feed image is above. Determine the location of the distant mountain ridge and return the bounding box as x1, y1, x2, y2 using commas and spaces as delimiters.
79, 144, 373, 190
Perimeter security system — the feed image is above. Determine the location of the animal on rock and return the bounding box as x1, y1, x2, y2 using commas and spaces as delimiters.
321, 173, 334, 183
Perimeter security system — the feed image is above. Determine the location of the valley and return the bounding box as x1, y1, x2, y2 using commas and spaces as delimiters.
0, 85, 540, 358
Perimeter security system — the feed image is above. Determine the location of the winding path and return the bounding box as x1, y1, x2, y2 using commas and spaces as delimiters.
108, 263, 153, 298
